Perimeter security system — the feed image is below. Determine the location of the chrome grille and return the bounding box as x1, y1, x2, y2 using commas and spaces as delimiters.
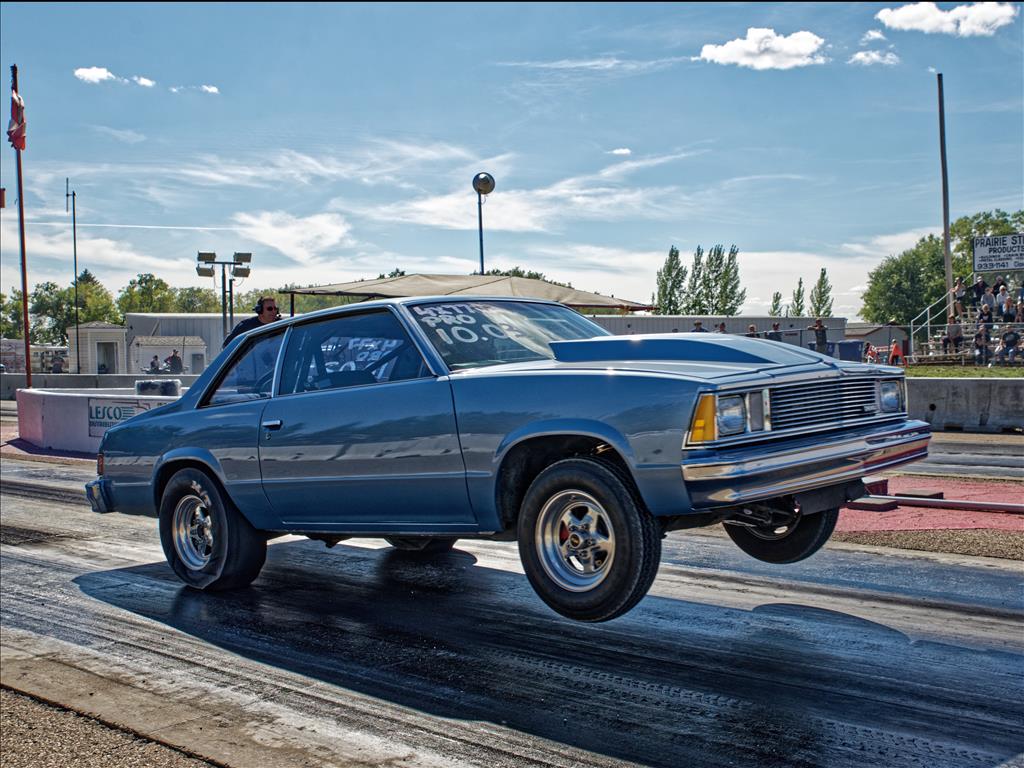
768, 378, 882, 433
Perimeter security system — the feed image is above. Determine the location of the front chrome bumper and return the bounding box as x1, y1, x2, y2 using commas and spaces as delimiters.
85, 479, 114, 514
681, 419, 930, 508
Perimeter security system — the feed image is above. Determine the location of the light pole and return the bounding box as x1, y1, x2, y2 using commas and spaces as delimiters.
196, 251, 252, 339
66, 179, 81, 373
472, 172, 495, 274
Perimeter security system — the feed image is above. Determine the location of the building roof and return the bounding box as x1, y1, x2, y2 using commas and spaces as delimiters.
132, 336, 207, 347
75, 321, 125, 330
287, 273, 651, 310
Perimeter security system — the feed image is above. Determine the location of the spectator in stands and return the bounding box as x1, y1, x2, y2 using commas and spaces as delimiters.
993, 327, 1020, 365
691, 320, 708, 333
714, 322, 728, 333
980, 286, 997, 314
767, 322, 782, 342
745, 324, 758, 338
971, 276, 988, 308
1016, 301, 1024, 323
977, 303, 994, 331
941, 315, 963, 354
1003, 296, 1017, 323
992, 275, 1008, 296
807, 318, 828, 353
972, 326, 991, 366
952, 277, 966, 317
996, 285, 1012, 313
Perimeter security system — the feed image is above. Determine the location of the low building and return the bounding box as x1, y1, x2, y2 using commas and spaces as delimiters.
66, 322, 127, 374
131, 335, 208, 374
844, 323, 909, 350
0, 339, 69, 373
124, 313, 229, 357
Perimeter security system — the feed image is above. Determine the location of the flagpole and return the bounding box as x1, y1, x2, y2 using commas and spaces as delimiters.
11, 65, 31, 387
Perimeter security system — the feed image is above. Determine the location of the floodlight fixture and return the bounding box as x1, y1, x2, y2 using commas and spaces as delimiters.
197, 251, 216, 263
231, 265, 251, 278
196, 264, 215, 277
232, 252, 252, 264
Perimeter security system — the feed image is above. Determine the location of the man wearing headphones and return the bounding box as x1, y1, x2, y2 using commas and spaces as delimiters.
222, 296, 281, 348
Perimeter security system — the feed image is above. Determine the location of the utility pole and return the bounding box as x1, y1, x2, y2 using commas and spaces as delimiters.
937, 73, 953, 316
66, 179, 81, 373
472, 173, 495, 274
10, 65, 31, 387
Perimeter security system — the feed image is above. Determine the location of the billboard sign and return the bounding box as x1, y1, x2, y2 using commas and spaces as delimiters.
973, 233, 1024, 273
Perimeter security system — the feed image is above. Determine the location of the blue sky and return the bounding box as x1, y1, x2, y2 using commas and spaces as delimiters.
1, 2, 1021, 318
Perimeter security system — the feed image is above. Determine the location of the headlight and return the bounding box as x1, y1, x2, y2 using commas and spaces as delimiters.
879, 380, 903, 412
717, 395, 747, 436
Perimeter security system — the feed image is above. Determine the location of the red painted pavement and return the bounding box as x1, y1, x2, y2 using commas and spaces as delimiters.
838, 476, 1023, 533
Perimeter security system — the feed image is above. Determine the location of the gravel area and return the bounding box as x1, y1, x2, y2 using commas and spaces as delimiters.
0, 688, 217, 768
832, 529, 1024, 560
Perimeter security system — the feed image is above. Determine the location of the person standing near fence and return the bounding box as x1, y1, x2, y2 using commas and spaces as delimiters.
808, 318, 828, 354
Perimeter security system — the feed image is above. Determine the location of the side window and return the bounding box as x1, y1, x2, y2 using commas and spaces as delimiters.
205, 332, 283, 407
279, 311, 429, 396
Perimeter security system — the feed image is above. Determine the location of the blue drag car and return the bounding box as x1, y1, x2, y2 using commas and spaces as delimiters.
87, 298, 930, 621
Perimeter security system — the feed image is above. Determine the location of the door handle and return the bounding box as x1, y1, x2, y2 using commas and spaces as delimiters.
261, 419, 283, 430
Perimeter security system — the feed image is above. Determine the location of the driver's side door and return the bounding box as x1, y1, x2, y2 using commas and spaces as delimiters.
258, 309, 474, 530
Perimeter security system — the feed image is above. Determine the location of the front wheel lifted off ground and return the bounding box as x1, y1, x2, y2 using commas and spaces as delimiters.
518, 458, 661, 622
159, 468, 267, 590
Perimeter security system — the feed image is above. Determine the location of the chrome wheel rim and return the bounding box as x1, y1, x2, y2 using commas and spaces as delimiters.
535, 490, 616, 592
173, 494, 214, 571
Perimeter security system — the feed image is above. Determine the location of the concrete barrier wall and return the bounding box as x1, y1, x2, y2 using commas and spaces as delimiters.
16, 388, 180, 453
2, 373, 199, 400
907, 378, 1023, 433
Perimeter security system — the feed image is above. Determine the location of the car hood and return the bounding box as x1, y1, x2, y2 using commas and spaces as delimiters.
454, 334, 880, 383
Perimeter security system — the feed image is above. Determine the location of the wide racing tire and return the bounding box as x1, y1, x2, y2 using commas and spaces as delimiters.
158, 468, 267, 590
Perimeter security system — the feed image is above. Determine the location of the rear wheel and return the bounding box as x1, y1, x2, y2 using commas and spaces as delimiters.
724, 507, 839, 564
518, 459, 661, 622
384, 536, 458, 554
159, 468, 267, 590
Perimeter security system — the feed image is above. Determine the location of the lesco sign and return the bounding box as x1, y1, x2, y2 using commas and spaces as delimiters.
88, 399, 154, 437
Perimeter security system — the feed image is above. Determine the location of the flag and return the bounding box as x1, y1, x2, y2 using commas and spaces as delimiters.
8, 88, 25, 150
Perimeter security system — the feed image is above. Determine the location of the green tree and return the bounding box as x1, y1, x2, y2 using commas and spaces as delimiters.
681, 246, 707, 314
174, 286, 221, 313
860, 235, 945, 326
652, 246, 687, 314
376, 268, 406, 279
75, 270, 119, 325
117, 273, 176, 315
678, 244, 746, 315
808, 268, 834, 318
768, 292, 783, 317
0, 289, 25, 339
790, 278, 806, 318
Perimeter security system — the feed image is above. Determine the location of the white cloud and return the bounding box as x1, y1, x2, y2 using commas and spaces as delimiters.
132, 76, 155, 87
861, 29, 888, 44
928, 66, 938, 73
200, 84, 220, 94
839, 226, 938, 257
74, 66, 124, 84
695, 28, 828, 70
610, 148, 632, 156
231, 211, 354, 265
848, 50, 902, 66
92, 126, 146, 144
876, 2, 1018, 37
499, 56, 687, 75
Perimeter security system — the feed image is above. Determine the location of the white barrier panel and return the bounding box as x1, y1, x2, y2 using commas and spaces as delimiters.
907, 378, 1024, 433
16, 388, 182, 454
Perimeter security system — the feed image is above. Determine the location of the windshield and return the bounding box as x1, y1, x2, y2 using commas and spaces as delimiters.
408, 300, 609, 370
